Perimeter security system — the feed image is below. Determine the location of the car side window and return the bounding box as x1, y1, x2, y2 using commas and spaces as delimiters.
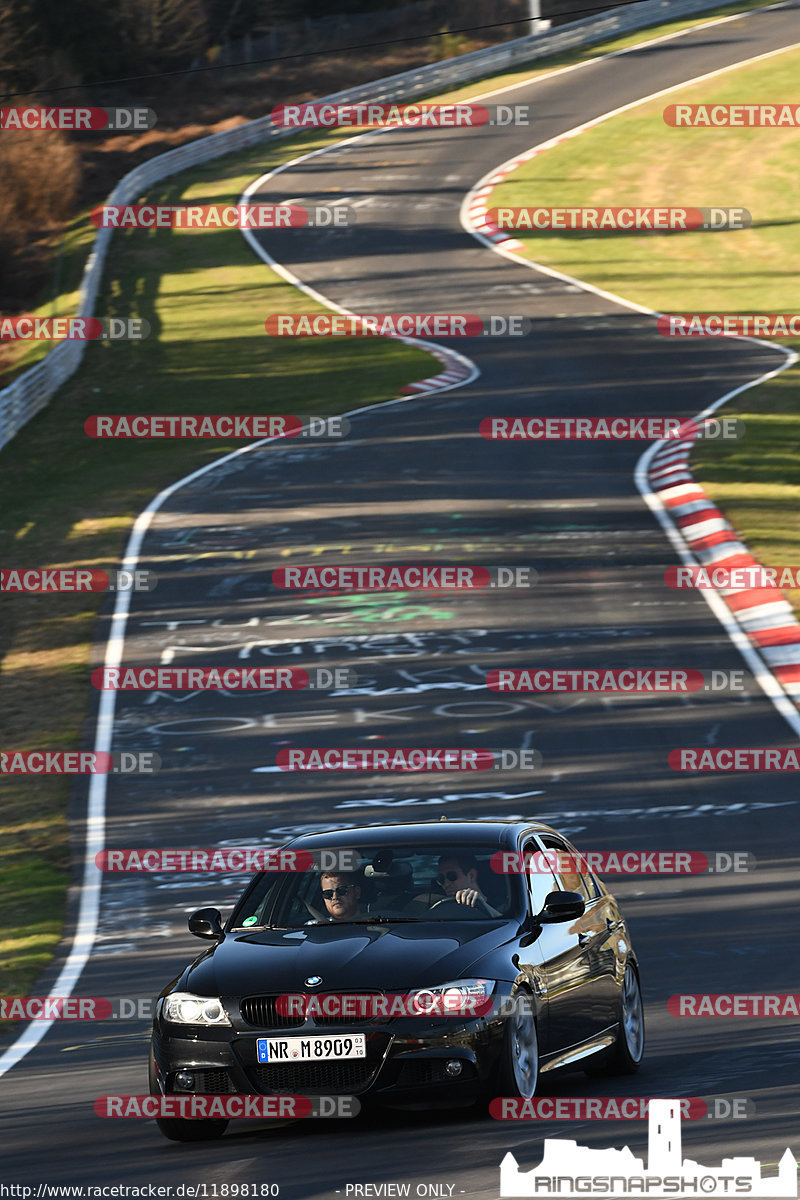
538, 835, 598, 903
521, 839, 561, 913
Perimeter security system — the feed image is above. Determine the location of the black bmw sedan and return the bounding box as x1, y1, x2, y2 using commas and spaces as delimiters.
148, 820, 644, 1140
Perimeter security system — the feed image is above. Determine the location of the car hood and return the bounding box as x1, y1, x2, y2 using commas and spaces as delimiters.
184, 921, 518, 996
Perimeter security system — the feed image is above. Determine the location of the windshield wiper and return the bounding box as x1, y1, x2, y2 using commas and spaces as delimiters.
338, 916, 420, 924
234, 923, 287, 930
295, 916, 421, 926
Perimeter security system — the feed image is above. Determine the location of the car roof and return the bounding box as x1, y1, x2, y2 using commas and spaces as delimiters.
283, 819, 562, 850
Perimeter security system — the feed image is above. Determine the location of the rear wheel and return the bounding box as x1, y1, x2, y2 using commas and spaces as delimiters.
149, 1044, 229, 1142
497, 991, 539, 1099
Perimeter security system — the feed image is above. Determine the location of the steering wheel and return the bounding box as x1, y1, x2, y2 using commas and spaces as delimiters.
427, 895, 495, 916
303, 898, 327, 921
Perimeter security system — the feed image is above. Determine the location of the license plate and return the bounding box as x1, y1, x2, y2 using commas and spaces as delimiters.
257, 1034, 367, 1063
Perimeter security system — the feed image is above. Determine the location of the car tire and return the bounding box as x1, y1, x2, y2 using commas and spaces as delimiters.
497, 990, 540, 1099
149, 1044, 229, 1142
586, 963, 645, 1077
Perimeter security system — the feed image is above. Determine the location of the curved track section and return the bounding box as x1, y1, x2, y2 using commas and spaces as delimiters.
2, 5, 800, 1193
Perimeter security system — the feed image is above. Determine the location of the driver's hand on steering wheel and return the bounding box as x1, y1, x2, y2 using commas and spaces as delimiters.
455, 888, 482, 907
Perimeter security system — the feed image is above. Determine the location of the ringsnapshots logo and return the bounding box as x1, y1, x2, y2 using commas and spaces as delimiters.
273, 565, 536, 590
84, 415, 348, 439
270, 102, 532, 128
0, 106, 156, 131
499, 1098, 797, 1197
91, 203, 354, 230
487, 207, 750, 231
265, 314, 530, 337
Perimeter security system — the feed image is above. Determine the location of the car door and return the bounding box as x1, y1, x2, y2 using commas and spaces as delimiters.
511, 836, 590, 1059
534, 834, 621, 1045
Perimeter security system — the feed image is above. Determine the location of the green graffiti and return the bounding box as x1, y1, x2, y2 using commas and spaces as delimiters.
305, 592, 454, 621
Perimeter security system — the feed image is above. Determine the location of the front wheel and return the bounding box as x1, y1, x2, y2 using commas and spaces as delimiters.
497, 992, 539, 1098
149, 1044, 229, 1142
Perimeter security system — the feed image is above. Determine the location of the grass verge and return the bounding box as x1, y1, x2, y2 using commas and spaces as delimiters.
486, 45, 800, 614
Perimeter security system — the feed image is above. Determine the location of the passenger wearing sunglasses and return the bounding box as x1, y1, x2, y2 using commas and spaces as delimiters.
319, 871, 362, 921
434, 855, 500, 915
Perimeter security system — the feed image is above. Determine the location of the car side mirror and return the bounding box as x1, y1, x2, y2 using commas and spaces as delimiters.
535, 890, 585, 924
188, 907, 224, 940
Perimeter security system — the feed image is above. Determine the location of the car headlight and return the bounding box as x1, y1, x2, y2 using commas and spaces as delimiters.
162, 992, 232, 1027
407, 979, 495, 1017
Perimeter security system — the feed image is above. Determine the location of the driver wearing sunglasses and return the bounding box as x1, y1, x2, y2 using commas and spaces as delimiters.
319, 871, 362, 921
435, 854, 500, 914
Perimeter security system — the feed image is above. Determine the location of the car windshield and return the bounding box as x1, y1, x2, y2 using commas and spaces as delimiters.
230, 843, 517, 928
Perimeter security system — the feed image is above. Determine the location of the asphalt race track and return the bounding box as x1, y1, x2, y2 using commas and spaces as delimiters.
2, 4, 800, 1196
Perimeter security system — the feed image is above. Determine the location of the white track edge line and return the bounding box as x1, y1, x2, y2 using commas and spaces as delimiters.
0, 1, 791, 1080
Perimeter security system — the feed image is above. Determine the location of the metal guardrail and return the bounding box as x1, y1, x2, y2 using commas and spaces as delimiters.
0, 0, 750, 451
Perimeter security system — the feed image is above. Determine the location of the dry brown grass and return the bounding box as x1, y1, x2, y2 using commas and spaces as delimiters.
0, 116, 82, 309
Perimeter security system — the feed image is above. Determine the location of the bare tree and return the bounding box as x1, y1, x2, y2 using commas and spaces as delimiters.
115, 0, 209, 72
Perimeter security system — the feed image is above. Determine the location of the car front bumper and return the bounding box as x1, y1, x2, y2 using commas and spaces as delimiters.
151, 994, 513, 1109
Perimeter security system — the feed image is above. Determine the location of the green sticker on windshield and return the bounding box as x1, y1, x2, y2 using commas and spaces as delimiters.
242, 916, 258, 927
